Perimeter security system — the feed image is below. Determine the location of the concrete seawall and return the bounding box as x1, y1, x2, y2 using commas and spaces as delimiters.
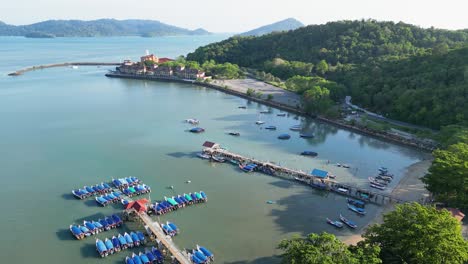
8, 62, 120, 76
105, 72, 436, 152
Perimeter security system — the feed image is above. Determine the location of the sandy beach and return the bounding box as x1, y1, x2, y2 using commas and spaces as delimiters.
341, 158, 432, 245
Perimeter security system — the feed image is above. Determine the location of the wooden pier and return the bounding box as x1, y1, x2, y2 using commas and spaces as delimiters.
204, 147, 406, 205
129, 209, 192, 264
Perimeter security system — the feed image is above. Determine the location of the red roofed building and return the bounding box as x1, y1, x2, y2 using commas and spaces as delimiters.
125, 198, 149, 213
158, 57, 174, 64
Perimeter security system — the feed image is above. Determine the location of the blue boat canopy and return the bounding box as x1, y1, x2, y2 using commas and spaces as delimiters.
311, 168, 328, 178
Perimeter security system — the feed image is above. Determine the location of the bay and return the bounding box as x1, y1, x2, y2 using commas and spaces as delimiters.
0, 36, 428, 263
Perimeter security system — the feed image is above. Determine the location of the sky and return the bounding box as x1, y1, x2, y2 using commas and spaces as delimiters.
1, 0, 468, 32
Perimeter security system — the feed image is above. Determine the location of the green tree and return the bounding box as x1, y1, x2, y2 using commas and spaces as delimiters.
278, 232, 381, 264
363, 203, 468, 264
422, 143, 468, 209
316, 60, 329, 75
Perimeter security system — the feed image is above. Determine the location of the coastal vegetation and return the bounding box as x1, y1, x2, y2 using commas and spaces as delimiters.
187, 19, 468, 129
0, 19, 211, 37
279, 203, 468, 264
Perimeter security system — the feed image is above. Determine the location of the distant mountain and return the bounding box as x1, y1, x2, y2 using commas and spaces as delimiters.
0, 19, 211, 37
238, 18, 304, 37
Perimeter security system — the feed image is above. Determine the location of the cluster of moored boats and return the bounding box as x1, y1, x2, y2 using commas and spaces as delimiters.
96, 231, 146, 257
112, 177, 142, 188
95, 191, 124, 206
125, 248, 164, 264
72, 182, 113, 199
189, 245, 215, 264
161, 221, 179, 236
327, 198, 367, 228
369, 167, 394, 190
70, 214, 123, 239
121, 184, 151, 197
151, 192, 208, 215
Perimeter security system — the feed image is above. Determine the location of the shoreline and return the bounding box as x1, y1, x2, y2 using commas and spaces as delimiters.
7, 62, 120, 76
105, 72, 436, 152
341, 158, 432, 245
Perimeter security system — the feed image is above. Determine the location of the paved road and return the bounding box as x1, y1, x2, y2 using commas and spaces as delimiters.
214, 78, 302, 108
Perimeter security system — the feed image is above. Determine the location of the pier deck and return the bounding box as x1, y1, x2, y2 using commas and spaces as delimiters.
205, 147, 406, 205
132, 210, 191, 264
8, 62, 120, 76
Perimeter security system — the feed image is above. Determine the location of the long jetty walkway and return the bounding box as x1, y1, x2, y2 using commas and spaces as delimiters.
204, 147, 406, 205
130, 209, 191, 264
8, 62, 120, 76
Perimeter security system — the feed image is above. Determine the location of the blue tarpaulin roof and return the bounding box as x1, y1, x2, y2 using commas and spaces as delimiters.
311, 168, 328, 178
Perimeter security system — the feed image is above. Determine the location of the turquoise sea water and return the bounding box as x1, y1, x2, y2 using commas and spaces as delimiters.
0, 36, 428, 263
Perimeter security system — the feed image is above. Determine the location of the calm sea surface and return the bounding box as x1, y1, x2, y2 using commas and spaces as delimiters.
0, 36, 428, 263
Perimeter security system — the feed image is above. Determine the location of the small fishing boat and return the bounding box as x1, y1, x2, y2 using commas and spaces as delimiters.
70, 225, 84, 240
126, 256, 135, 264
197, 245, 214, 260
328, 174, 336, 179
118, 234, 128, 249
335, 187, 349, 194
139, 252, 150, 264
228, 159, 239, 165
378, 167, 388, 173
130, 232, 140, 247
326, 218, 344, 228
145, 250, 156, 263
255, 120, 265, 125
104, 238, 114, 254
342, 164, 351, 168
228, 132, 240, 136
197, 152, 211, 159
277, 113, 286, 116
299, 133, 314, 138
376, 175, 393, 182
370, 183, 386, 190
346, 198, 366, 208
96, 239, 108, 258
193, 249, 208, 263
111, 236, 121, 252
301, 151, 318, 157
265, 125, 277, 130
339, 214, 358, 229
191, 253, 204, 264
185, 118, 199, 125
259, 110, 271, 114
368, 177, 388, 187
124, 232, 134, 248
348, 204, 366, 215
151, 247, 164, 262
290, 125, 302, 131
167, 222, 178, 233
239, 163, 257, 172
238, 106, 247, 109
211, 155, 226, 163
278, 134, 291, 140
189, 127, 205, 133
72, 189, 85, 199
132, 252, 143, 264
379, 171, 394, 177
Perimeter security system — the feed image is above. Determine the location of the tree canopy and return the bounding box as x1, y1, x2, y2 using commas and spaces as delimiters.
422, 143, 468, 209
187, 19, 468, 129
363, 203, 468, 264
278, 232, 381, 264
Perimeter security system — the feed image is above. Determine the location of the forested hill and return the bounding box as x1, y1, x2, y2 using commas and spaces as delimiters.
0, 19, 211, 37
342, 46, 468, 129
238, 18, 304, 37
187, 20, 468, 129
187, 20, 468, 67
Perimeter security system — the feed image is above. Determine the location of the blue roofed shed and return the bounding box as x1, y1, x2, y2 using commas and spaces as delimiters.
311, 168, 328, 178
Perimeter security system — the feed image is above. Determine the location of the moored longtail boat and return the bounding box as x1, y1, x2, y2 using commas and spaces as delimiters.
111, 236, 121, 252
339, 214, 358, 229
118, 234, 128, 250
348, 204, 366, 215
96, 238, 108, 258
326, 218, 343, 228
197, 244, 214, 260
132, 252, 143, 264
70, 225, 84, 240
104, 238, 114, 255
139, 252, 151, 264
346, 198, 366, 208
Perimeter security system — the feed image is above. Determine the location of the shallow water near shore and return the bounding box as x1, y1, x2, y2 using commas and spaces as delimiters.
0, 36, 429, 263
